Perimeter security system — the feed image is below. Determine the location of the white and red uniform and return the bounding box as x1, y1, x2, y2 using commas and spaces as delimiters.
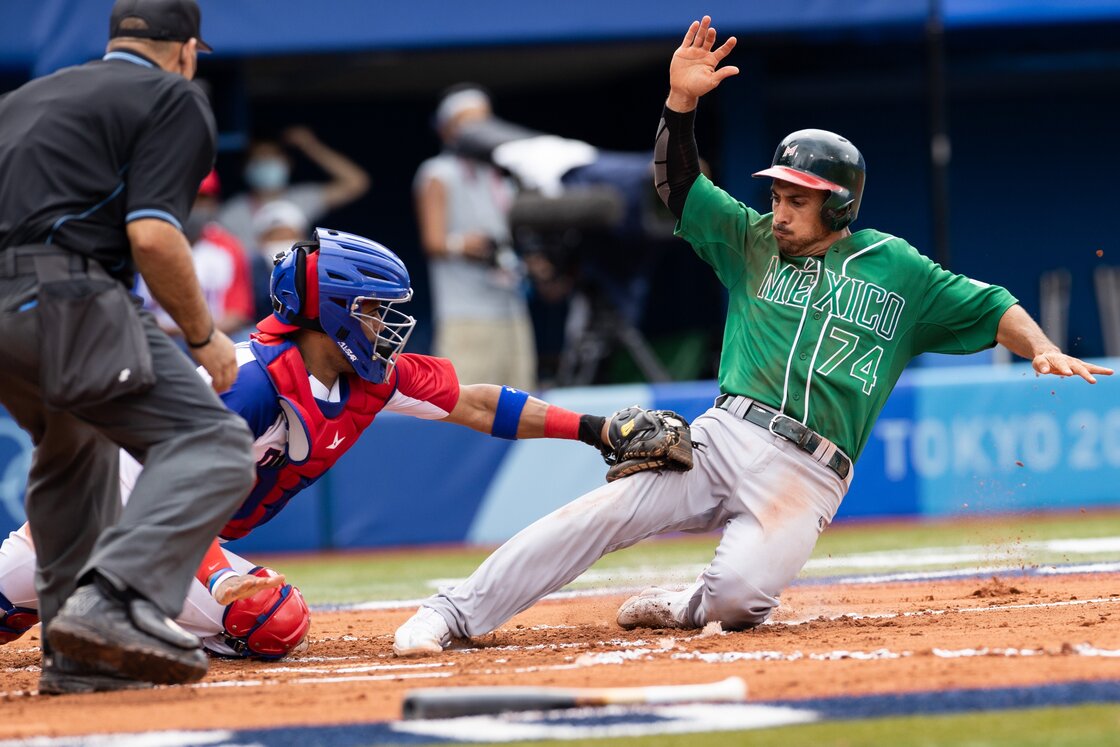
215, 334, 459, 539
0, 335, 460, 655
138, 223, 254, 332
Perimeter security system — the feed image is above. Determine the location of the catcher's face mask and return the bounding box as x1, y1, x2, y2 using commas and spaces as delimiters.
347, 295, 416, 381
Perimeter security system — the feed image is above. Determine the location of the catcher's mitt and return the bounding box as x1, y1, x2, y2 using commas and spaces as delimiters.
600, 406, 693, 482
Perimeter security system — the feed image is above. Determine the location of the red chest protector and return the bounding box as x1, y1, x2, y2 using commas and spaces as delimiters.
221, 336, 394, 539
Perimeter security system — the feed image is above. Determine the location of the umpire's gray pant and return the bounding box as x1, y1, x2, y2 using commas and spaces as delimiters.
0, 253, 254, 627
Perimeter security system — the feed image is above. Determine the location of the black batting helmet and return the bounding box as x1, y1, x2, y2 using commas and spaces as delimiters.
753, 129, 866, 231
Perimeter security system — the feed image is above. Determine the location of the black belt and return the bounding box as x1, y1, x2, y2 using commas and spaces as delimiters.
0, 246, 89, 279
715, 393, 851, 480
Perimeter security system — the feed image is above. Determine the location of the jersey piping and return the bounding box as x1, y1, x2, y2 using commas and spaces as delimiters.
779, 256, 822, 414
125, 208, 182, 230
102, 51, 155, 68
802, 235, 896, 426
46, 176, 127, 245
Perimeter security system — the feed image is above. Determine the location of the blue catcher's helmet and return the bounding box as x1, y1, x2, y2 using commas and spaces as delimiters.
258, 227, 416, 384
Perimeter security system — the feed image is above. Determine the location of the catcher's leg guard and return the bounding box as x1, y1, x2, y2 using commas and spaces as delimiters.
0, 590, 39, 644
220, 567, 310, 659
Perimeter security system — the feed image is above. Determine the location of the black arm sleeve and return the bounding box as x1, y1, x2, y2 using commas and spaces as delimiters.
653, 105, 701, 220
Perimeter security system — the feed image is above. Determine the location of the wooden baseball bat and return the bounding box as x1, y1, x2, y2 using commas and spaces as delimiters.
401, 676, 747, 720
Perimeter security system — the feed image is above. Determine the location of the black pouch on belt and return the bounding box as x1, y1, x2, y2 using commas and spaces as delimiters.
35, 254, 156, 409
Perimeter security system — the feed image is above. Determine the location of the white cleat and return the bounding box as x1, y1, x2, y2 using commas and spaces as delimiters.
393, 607, 451, 657
616, 587, 690, 630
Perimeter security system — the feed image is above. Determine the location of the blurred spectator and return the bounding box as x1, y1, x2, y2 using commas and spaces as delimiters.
219, 125, 369, 251
248, 200, 311, 322
448, 109, 691, 385
138, 170, 255, 341
414, 84, 536, 390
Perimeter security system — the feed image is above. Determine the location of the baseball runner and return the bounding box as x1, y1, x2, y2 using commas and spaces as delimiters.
0, 226, 651, 664
392, 15, 1112, 655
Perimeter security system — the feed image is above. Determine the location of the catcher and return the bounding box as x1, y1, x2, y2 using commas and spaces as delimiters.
0, 226, 688, 685
393, 16, 1110, 655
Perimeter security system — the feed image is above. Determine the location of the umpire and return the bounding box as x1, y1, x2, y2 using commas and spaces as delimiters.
0, 0, 254, 694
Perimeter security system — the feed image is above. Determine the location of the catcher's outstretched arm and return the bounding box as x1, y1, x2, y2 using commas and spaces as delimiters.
443, 384, 609, 447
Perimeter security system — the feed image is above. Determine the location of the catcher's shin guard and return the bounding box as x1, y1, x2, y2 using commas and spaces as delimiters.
0, 590, 38, 644
220, 567, 310, 659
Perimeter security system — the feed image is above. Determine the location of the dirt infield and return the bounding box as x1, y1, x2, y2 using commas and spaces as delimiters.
1, 572, 1117, 740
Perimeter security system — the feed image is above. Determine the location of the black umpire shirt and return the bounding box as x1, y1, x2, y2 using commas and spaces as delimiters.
0, 49, 216, 282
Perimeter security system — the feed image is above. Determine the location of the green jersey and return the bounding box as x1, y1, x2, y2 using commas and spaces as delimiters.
678, 175, 1018, 461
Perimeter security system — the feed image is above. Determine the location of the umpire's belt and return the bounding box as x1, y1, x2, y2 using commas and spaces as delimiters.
0, 245, 89, 278
715, 393, 852, 480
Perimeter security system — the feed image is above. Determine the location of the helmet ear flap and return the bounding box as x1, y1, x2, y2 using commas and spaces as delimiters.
272, 241, 319, 323
822, 190, 856, 232
292, 245, 307, 316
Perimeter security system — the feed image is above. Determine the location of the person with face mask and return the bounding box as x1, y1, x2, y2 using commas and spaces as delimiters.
414, 84, 537, 391
218, 126, 370, 252
138, 170, 255, 341
248, 200, 311, 322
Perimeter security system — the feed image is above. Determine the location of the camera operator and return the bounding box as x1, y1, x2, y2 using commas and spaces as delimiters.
413, 84, 536, 390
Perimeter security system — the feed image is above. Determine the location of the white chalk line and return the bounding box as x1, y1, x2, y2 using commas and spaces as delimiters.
261, 661, 453, 675
192, 670, 455, 688
0, 706, 822, 745
0, 732, 237, 747
1040, 562, 1120, 575
392, 703, 819, 742
2, 594, 1115, 698
226, 596, 1120, 681
933, 644, 1120, 659
827, 561, 1120, 585
421, 536, 1120, 592
327, 559, 1120, 615
319, 572, 1043, 615
2, 542, 1116, 699
327, 535, 1120, 614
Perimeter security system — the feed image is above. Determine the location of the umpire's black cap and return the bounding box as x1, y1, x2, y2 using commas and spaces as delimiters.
110, 0, 212, 53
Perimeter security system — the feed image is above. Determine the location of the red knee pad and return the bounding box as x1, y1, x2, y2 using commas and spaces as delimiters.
0, 602, 38, 645
221, 567, 310, 659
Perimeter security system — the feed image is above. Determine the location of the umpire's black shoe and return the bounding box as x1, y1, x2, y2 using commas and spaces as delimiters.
38, 652, 153, 696
47, 584, 208, 686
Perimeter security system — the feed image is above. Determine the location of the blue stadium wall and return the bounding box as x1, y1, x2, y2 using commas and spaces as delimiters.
2, 3, 1118, 358
2, 361, 1118, 555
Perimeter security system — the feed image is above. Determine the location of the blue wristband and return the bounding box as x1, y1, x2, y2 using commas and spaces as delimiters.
491, 386, 530, 440
207, 567, 235, 593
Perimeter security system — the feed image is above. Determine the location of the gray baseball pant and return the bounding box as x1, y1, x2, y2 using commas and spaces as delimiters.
0, 260, 255, 626
426, 406, 851, 635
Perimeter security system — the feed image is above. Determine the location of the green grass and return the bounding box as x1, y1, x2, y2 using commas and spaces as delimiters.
249, 545, 497, 605
800, 510, 1120, 577
247, 509, 1120, 606
813, 511, 1120, 556
392, 704, 1120, 747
